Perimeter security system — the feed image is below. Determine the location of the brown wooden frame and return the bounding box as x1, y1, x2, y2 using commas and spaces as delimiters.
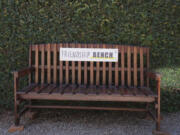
147, 71, 161, 131
13, 44, 161, 133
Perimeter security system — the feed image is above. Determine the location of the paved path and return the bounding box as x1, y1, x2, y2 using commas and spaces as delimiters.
0, 110, 179, 135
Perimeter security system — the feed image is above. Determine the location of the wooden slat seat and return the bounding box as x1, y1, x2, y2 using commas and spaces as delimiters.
13, 43, 162, 132
17, 84, 157, 102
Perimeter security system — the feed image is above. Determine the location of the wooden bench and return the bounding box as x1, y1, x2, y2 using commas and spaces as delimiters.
12, 43, 161, 133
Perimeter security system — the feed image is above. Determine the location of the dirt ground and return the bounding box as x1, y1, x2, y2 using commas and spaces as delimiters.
0, 110, 179, 135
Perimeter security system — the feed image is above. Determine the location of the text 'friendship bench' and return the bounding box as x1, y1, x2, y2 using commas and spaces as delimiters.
11, 43, 161, 133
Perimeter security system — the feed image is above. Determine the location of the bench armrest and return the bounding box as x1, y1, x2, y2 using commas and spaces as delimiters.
146, 71, 161, 81
13, 67, 34, 94
13, 67, 35, 78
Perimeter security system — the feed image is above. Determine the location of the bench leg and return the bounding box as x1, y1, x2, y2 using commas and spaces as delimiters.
152, 99, 169, 135
14, 97, 20, 126
8, 99, 24, 133
9, 73, 24, 132
156, 102, 161, 131
155, 80, 161, 133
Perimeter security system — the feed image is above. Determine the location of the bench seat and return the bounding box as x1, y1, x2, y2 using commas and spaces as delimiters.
17, 84, 157, 102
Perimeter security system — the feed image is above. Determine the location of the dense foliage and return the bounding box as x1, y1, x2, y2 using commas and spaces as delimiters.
0, 0, 179, 111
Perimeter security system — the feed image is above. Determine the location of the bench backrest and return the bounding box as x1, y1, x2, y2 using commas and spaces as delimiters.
29, 44, 150, 87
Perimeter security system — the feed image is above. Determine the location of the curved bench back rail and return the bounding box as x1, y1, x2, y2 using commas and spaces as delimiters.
30, 43, 150, 88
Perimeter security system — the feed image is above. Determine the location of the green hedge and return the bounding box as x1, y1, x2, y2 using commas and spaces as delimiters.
0, 0, 179, 111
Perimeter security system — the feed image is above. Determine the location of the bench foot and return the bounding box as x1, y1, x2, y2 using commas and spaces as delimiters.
8, 125, 24, 133
152, 130, 170, 135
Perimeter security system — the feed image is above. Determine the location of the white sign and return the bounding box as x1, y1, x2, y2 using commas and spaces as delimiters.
60, 48, 118, 62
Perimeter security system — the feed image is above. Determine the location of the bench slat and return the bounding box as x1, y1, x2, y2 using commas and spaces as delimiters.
25, 84, 39, 94
77, 85, 87, 94
20, 93, 155, 102
47, 44, 51, 83
17, 84, 38, 94
63, 84, 73, 94
102, 44, 106, 85
71, 84, 78, 94
65, 43, 69, 84
49, 85, 61, 93
59, 44, 63, 84
29, 84, 44, 93
17, 84, 156, 98
108, 44, 112, 86
90, 44, 94, 85
40, 84, 57, 94
37, 84, 49, 93
56, 85, 65, 94
140, 47, 144, 87
53, 44, 57, 84
48, 85, 57, 94
96, 44, 100, 86
133, 47, 137, 87
35, 45, 39, 83
121, 46, 125, 86
41, 45, 45, 84
33, 65, 146, 72
146, 48, 150, 87
22, 94, 155, 102
84, 44, 88, 85
60, 84, 69, 94
71, 44, 76, 84
115, 45, 119, 86
87, 85, 97, 95
29, 46, 32, 84
127, 46, 131, 86
119, 87, 125, 96
78, 43, 82, 85
133, 87, 144, 96
124, 87, 134, 96
139, 87, 155, 97
108, 85, 117, 95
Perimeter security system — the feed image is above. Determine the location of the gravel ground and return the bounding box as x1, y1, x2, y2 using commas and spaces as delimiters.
0, 110, 180, 135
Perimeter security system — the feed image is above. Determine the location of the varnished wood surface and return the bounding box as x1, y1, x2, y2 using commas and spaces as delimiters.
17, 84, 157, 103
30, 43, 150, 87
14, 43, 162, 132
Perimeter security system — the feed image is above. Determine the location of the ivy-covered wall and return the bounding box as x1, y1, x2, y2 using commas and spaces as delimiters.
0, 0, 179, 111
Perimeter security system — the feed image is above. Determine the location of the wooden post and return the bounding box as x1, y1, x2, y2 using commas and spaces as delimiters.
156, 79, 161, 131
14, 72, 20, 126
